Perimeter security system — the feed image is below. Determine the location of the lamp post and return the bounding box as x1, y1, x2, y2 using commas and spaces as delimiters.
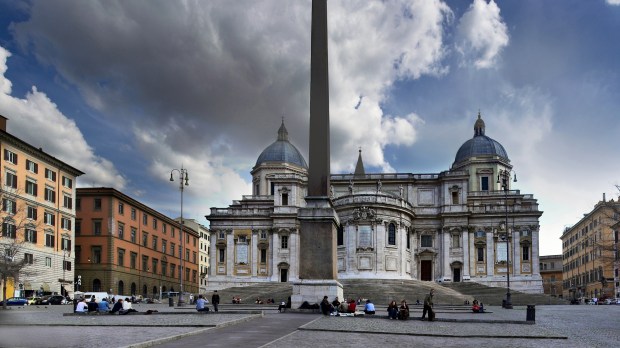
170, 167, 189, 306
62, 248, 70, 297
498, 169, 516, 309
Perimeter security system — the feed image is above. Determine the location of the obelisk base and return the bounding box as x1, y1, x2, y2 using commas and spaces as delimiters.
291, 279, 343, 309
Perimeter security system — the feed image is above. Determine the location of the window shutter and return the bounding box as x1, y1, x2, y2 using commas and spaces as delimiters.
1, 222, 6, 237
34, 163, 38, 173
11, 201, 17, 213
34, 183, 38, 196
14, 153, 17, 164
3, 149, 7, 160
68, 239, 72, 251
52, 215, 56, 226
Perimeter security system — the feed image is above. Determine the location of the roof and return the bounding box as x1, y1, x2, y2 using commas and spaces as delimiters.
255, 121, 308, 169
453, 113, 509, 166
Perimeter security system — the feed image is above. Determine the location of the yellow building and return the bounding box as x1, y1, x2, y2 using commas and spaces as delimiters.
539, 254, 563, 298
0, 115, 84, 300
560, 198, 619, 300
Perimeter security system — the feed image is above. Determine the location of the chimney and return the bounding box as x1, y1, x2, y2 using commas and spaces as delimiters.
0, 115, 7, 132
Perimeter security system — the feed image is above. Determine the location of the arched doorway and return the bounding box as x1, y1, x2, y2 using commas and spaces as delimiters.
118, 280, 125, 295
131, 282, 136, 295
142, 284, 147, 297
278, 262, 289, 282
93, 279, 101, 292
152, 286, 157, 298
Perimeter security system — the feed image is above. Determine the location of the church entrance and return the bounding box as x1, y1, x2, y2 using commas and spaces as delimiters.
453, 268, 461, 282
420, 260, 432, 281
280, 268, 288, 282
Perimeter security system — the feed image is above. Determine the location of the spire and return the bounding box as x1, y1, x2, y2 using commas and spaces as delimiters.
354, 147, 365, 177
277, 119, 289, 141
474, 111, 485, 136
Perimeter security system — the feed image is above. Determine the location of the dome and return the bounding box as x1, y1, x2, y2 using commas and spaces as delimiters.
453, 113, 509, 166
255, 121, 308, 168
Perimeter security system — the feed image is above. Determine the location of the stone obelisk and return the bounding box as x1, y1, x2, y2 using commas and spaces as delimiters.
292, 0, 343, 308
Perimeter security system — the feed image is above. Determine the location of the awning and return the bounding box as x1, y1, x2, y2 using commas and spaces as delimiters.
24, 282, 41, 290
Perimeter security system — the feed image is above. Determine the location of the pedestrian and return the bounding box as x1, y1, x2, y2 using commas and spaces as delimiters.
212, 290, 220, 312
421, 289, 435, 321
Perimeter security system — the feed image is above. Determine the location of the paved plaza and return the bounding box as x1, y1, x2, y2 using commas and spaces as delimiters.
0, 303, 617, 347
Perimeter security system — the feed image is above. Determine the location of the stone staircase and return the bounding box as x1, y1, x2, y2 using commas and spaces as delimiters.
441, 281, 569, 306
205, 282, 293, 304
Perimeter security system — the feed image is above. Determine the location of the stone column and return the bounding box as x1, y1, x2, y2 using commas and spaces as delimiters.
226, 231, 234, 278
251, 230, 258, 277
443, 229, 451, 281
486, 231, 494, 277
462, 229, 471, 280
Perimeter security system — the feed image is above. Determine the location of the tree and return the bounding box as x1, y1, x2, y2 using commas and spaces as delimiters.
1, 188, 37, 309
592, 185, 620, 298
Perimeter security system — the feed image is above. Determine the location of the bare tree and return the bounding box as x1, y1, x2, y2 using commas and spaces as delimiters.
593, 185, 620, 297
1, 188, 37, 309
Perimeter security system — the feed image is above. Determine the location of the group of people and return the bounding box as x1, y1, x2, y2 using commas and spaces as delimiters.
320, 296, 378, 315
387, 300, 410, 320
74, 297, 137, 315
232, 296, 241, 304
195, 291, 220, 312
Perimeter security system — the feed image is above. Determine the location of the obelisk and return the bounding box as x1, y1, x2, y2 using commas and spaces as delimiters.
292, 0, 343, 308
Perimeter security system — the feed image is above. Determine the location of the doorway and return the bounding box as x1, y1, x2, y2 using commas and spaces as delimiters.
280, 268, 288, 282
420, 260, 432, 281
453, 268, 461, 282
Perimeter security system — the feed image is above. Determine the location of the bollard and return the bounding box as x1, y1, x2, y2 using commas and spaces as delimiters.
169, 297, 174, 307
526, 304, 535, 322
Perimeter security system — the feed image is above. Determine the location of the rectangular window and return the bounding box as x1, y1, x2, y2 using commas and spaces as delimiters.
131, 208, 136, 220
92, 247, 101, 263
44, 211, 55, 226
152, 218, 157, 229
93, 220, 102, 235
62, 237, 71, 251
171, 228, 175, 238
25, 228, 37, 243
142, 232, 148, 247
94, 198, 101, 210
4, 149, 18, 164
260, 249, 267, 263
45, 257, 52, 267
161, 262, 168, 276
62, 176, 73, 188
26, 159, 38, 173
452, 234, 460, 248
185, 247, 188, 261
193, 251, 197, 263
45, 168, 56, 182
152, 259, 158, 274
282, 193, 289, 206
162, 239, 167, 254
162, 224, 167, 234
117, 249, 125, 267
142, 256, 148, 271
143, 213, 147, 225
75, 219, 81, 236
281, 235, 289, 249
192, 270, 197, 283
523, 245, 530, 261
477, 247, 484, 262
130, 252, 137, 269
5, 171, 17, 189
2, 198, 16, 214
61, 217, 72, 230
24, 253, 33, 264
60, 196, 72, 213
481, 176, 489, 191
63, 260, 72, 271
130, 227, 137, 243
152, 236, 158, 250
337, 226, 344, 246
421, 235, 433, 248
45, 233, 54, 247
185, 268, 190, 282
26, 179, 38, 196
118, 224, 124, 240
260, 231, 267, 239
451, 191, 458, 204
219, 248, 225, 263
44, 187, 56, 203
118, 202, 124, 215
170, 264, 176, 278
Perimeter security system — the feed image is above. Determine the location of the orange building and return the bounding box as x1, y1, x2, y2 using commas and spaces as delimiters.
539, 254, 563, 298
75, 188, 199, 298
1, 115, 84, 299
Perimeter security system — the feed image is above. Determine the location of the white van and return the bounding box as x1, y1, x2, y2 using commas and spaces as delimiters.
81, 292, 110, 303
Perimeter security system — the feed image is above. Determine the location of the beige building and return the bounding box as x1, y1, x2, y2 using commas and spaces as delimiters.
539, 254, 563, 298
560, 198, 619, 300
182, 219, 210, 294
0, 115, 84, 299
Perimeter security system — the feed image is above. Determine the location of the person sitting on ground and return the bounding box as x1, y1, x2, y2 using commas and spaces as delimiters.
98, 298, 110, 313
387, 300, 398, 319
398, 300, 410, 320
75, 298, 88, 313
110, 298, 124, 314
123, 297, 137, 313
347, 299, 356, 313
278, 301, 287, 312
195, 294, 209, 312
415, 299, 421, 305
364, 299, 376, 315
255, 297, 263, 304
332, 297, 341, 313
320, 296, 332, 315
338, 301, 348, 313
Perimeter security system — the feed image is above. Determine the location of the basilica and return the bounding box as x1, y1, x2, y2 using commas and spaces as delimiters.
207, 114, 544, 293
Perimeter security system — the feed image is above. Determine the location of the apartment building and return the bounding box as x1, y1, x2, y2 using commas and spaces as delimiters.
560, 198, 619, 300
539, 254, 563, 298
183, 219, 210, 294
75, 188, 199, 298
0, 115, 84, 299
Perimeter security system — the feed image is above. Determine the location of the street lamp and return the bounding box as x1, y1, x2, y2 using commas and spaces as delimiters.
170, 166, 189, 306
498, 169, 517, 309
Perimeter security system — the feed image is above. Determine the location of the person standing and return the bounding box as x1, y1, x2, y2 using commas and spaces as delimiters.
421, 289, 435, 321
211, 290, 220, 312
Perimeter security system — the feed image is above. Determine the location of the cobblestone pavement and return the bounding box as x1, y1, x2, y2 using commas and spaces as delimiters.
0, 304, 618, 347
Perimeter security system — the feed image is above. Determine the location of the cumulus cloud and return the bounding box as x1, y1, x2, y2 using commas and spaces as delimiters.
0, 46, 126, 188
607, 0, 620, 5
456, 0, 509, 69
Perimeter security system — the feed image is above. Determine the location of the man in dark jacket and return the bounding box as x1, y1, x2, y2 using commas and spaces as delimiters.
211, 290, 220, 312
421, 289, 435, 321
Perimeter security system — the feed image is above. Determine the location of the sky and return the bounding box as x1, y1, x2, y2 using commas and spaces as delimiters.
0, 0, 619, 256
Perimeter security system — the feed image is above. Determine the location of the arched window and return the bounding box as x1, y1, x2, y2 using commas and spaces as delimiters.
142, 284, 147, 296
131, 282, 136, 295
388, 223, 396, 246
93, 278, 101, 292
118, 280, 124, 295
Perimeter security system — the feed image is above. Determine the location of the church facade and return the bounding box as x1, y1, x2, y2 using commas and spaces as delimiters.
207, 114, 544, 293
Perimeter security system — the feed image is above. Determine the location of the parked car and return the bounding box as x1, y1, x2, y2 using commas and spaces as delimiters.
26, 296, 40, 305
37, 295, 67, 305
0, 297, 28, 306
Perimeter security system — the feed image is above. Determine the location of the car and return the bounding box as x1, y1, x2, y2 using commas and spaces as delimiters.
26, 296, 40, 305
0, 297, 28, 306
37, 295, 67, 305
